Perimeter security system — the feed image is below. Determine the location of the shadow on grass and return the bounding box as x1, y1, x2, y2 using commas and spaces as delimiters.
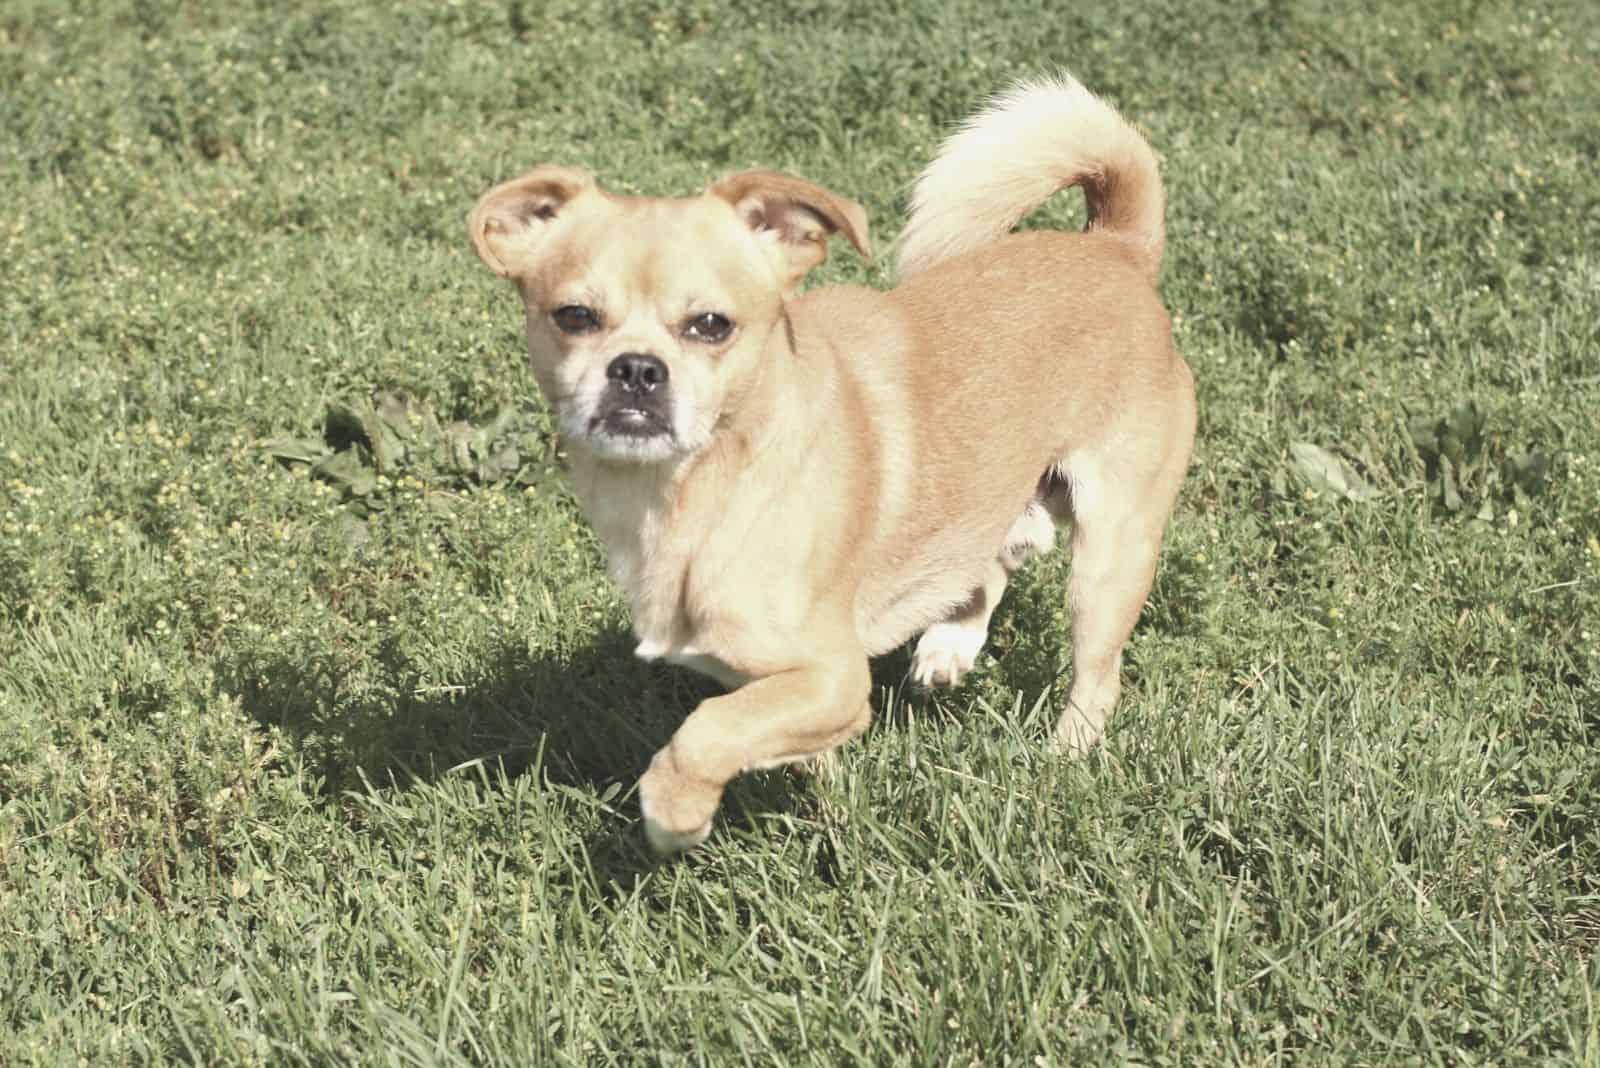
222, 547, 1204, 881
219, 626, 809, 881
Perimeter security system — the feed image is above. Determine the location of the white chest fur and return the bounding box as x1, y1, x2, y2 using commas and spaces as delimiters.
569, 451, 754, 692
633, 636, 746, 689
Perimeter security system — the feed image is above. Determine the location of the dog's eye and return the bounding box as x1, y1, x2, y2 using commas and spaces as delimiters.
552, 304, 601, 334
684, 312, 733, 344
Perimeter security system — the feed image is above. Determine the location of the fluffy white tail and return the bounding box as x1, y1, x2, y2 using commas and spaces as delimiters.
896, 75, 1165, 282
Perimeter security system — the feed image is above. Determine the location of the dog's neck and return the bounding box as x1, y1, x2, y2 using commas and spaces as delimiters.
567, 311, 816, 643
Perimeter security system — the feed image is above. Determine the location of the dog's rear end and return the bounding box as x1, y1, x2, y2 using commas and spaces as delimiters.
882, 76, 1195, 752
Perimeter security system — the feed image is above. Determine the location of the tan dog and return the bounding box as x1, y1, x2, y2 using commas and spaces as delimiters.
469, 76, 1194, 854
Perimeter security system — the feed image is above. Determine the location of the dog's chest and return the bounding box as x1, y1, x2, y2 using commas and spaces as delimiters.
606, 516, 749, 689
570, 454, 760, 692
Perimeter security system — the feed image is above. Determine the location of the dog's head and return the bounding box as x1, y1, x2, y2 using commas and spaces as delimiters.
469, 166, 869, 464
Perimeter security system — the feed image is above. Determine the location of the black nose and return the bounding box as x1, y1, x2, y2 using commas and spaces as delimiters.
605, 353, 669, 393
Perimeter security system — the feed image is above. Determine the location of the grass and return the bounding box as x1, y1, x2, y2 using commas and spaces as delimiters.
2, 0, 1598, 1062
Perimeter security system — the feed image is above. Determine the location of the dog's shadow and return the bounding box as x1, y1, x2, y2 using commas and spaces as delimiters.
224, 625, 862, 883
224, 626, 725, 881
224, 557, 1184, 882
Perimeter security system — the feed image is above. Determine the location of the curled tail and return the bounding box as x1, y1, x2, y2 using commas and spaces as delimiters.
895, 75, 1165, 282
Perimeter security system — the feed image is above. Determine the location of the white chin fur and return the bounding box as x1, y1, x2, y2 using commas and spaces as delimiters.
582, 430, 683, 464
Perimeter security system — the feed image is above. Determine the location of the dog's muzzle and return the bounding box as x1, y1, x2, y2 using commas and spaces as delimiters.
594, 352, 673, 439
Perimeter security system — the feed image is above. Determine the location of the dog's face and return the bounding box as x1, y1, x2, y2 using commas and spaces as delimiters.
470, 167, 870, 464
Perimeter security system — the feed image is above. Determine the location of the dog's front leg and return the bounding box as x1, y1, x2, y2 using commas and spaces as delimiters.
638, 650, 871, 854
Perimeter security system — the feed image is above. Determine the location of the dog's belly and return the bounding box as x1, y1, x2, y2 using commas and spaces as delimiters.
634, 637, 748, 689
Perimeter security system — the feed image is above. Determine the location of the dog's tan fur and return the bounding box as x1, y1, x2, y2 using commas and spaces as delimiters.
469, 76, 1195, 853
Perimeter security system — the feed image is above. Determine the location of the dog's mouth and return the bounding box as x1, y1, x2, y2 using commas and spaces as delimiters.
564, 379, 687, 462
594, 404, 672, 440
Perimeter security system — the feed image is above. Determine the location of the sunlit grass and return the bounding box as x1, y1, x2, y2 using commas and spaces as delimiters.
2, 0, 1597, 1062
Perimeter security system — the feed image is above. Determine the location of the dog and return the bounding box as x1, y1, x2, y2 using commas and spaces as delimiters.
468, 75, 1195, 854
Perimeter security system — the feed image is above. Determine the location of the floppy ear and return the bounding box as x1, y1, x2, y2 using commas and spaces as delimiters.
707, 169, 871, 286
468, 165, 596, 277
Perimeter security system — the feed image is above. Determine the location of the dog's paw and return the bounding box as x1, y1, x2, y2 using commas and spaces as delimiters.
1052, 706, 1106, 758
637, 747, 721, 856
910, 621, 987, 688
642, 813, 714, 855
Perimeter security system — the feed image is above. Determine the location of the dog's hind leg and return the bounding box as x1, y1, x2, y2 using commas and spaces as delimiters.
910, 499, 1057, 688
1053, 443, 1188, 754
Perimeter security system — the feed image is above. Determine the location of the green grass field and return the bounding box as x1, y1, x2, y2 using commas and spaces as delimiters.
3, 0, 1598, 1062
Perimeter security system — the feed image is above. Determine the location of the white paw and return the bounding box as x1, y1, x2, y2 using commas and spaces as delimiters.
642, 811, 713, 855
637, 748, 720, 856
911, 621, 987, 688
